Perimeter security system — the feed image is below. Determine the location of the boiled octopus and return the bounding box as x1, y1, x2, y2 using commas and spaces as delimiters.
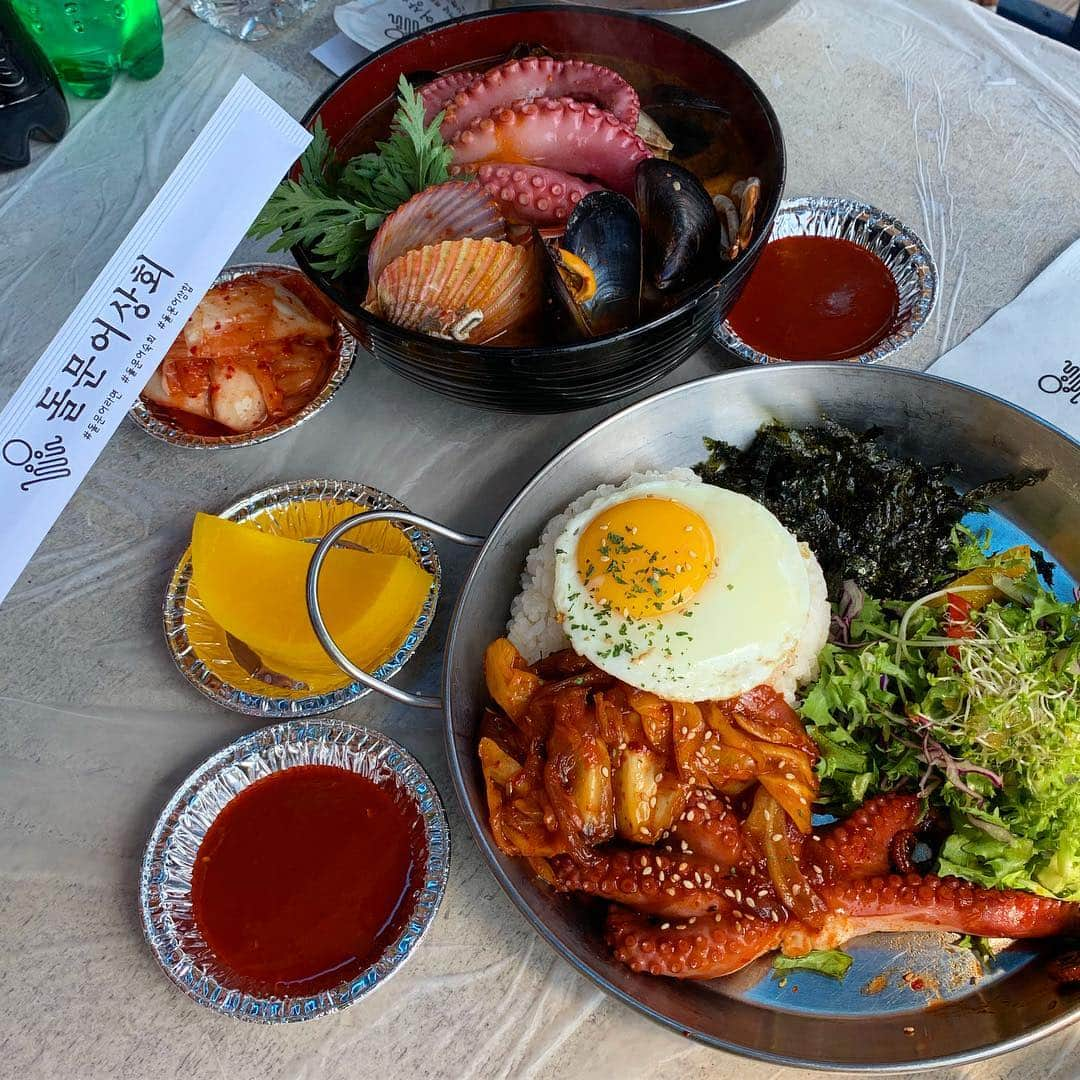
451, 97, 651, 201
419, 57, 650, 227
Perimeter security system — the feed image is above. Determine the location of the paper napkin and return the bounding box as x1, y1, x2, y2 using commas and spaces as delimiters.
927, 238, 1080, 442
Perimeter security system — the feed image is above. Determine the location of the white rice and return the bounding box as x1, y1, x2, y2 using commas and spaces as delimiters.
506, 468, 702, 663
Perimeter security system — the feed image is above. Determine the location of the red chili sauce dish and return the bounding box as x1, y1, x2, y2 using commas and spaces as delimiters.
190, 764, 425, 997
727, 236, 900, 361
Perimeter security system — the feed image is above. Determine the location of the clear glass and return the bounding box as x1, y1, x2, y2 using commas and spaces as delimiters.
187, 0, 318, 42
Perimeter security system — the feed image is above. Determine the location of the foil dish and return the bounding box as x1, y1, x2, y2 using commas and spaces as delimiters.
139, 718, 450, 1022
163, 478, 440, 717
128, 262, 357, 449
715, 196, 938, 365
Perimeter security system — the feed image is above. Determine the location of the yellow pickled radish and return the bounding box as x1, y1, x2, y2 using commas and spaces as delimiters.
190, 512, 433, 679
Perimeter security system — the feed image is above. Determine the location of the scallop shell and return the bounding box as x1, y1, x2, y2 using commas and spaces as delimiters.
374, 237, 540, 345
366, 181, 506, 305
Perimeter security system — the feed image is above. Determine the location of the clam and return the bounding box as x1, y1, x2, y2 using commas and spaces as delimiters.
373, 237, 540, 345
635, 159, 719, 291
712, 176, 762, 260
544, 191, 642, 338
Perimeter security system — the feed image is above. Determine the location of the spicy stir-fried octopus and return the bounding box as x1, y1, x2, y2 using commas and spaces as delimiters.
480, 639, 1080, 979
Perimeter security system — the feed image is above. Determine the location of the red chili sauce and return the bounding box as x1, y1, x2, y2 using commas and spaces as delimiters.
191, 764, 424, 996
727, 236, 900, 361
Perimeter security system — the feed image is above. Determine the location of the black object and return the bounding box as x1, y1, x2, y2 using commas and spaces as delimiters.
998, 0, 1080, 48
291, 6, 786, 414
0, 1, 68, 169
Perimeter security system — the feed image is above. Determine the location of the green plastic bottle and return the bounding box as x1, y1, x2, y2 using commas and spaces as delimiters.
11, 0, 163, 99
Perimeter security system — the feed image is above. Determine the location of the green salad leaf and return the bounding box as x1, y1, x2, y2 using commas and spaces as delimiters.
249, 76, 455, 277
772, 949, 854, 980
802, 533, 1080, 899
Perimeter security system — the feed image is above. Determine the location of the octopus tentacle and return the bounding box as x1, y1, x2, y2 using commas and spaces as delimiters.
607, 904, 787, 979
420, 70, 482, 124
454, 163, 603, 228
440, 57, 640, 141
808, 873, 1080, 943
550, 847, 733, 918
807, 794, 924, 881
450, 98, 651, 198
668, 790, 749, 874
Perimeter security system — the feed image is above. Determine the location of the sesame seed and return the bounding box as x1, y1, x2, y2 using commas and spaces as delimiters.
812, 865, 823, 875
686, 811, 695, 821
812, 835, 822, 842
746, 896, 756, 908
601, 766, 609, 778
642, 866, 653, 876
715, 913, 723, 922
666, 888, 676, 896
660, 922, 670, 930
784, 772, 795, 781
678, 862, 688, 872
655, 773, 664, 783
771, 833, 783, 842
682, 879, 694, 889
724, 889, 735, 898
659, 871, 666, 882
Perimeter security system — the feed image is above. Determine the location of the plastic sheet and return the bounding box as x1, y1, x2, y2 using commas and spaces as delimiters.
1, 1, 1078, 1076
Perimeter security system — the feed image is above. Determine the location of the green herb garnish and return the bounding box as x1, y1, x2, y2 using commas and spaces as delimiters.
772, 949, 854, 980
249, 75, 455, 277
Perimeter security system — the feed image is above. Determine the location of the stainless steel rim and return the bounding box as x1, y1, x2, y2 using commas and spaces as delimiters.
128, 262, 358, 449
163, 479, 441, 717
307, 510, 484, 709
440, 363, 1080, 1071
139, 718, 450, 1023
715, 196, 938, 365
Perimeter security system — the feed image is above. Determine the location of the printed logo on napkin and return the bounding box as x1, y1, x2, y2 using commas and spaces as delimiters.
0, 76, 311, 607
928, 239, 1080, 443
334, 0, 487, 53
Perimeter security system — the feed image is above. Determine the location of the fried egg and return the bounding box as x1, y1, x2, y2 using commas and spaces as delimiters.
551, 479, 829, 702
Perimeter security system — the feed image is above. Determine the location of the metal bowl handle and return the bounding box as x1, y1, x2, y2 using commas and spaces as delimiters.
305, 510, 484, 710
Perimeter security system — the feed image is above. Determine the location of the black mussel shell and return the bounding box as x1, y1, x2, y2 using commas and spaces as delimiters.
649, 84, 731, 119
635, 159, 719, 291
543, 192, 642, 339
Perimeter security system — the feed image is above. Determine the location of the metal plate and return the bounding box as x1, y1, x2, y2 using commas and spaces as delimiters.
129, 263, 357, 449
163, 478, 440, 717
139, 718, 450, 1022
715, 196, 938, 365
440, 364, 1080, 1071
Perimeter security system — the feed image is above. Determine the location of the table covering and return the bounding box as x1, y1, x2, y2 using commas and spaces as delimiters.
1, 1, 1078, 1076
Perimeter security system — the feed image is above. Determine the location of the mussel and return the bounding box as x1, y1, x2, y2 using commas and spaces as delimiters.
635, 159, 719, 291
544, 191, 642, 339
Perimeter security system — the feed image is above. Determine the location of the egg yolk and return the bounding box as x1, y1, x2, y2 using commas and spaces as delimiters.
576, 497, 716, 619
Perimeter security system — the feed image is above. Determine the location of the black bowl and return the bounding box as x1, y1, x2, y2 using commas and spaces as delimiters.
294, 5, 786, 413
